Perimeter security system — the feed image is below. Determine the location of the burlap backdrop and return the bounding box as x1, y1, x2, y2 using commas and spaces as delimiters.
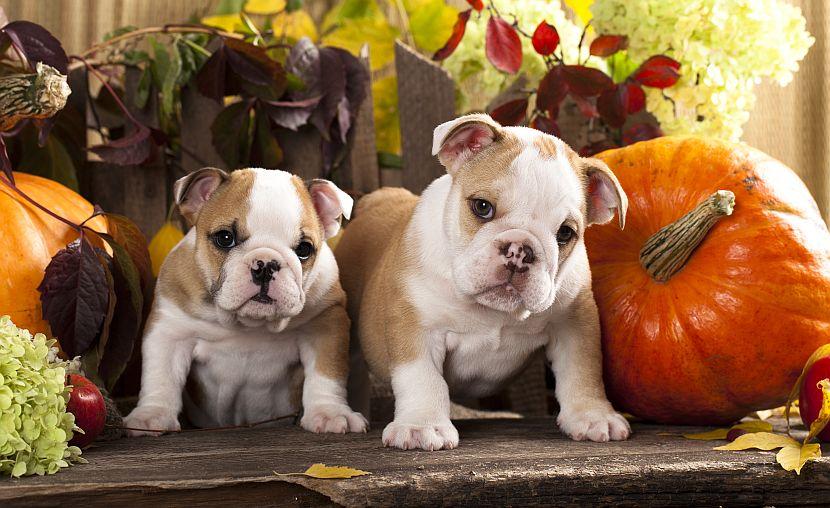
2, 0, 828, 219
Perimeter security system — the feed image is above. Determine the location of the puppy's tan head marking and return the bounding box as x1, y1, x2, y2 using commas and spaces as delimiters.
559, 146, 627, 229
174, 167, 231, 226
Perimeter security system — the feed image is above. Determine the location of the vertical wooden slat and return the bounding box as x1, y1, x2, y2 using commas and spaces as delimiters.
337, 45, 379, 195
395, 41, 455, 194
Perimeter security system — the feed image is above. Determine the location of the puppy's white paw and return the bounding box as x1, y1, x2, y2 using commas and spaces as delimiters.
123, 405, 180, 437
382, 420, 459, 451
557, 407, 631, 442
301, 404, 368, 434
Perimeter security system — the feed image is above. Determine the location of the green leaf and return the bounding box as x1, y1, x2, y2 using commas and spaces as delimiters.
252, 108, 283, 168
214, 0, 246, 14
286, 0, 303, 12
103, 25, 138, 41
406, 0, 458, 54
161, 39, 183, 123
377, 151, 402, 168
134, 67, 152, 110
123, 49, 150, 66
17, 127, 79, 191
149, 38, 170, 91
212, 101, 253, 169
322, 0, 381, 31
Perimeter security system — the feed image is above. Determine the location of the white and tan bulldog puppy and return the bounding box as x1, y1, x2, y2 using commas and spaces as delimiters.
336, 114, 630, 450
125, 167, 367, 436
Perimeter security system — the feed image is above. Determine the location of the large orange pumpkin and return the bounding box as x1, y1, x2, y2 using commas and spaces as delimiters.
0, 172, 107, 338
585, 137, 830, 424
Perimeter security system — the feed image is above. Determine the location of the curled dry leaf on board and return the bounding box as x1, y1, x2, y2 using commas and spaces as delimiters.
275, 463, 370, 479
682, 420, 773, 441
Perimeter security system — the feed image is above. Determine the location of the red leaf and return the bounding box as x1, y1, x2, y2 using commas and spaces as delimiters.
466, 0, 484, 11
536, 66, 568, 114
631, 55, 681, 88
562, 65, 613, 97
572, 93, 598, 118
623, 122, 663, 145
532, 21, 560, 56
625, 82, 646, 113
104, 214, 152, 297
589, 35, 628, 57
90, 125, 153, 166
485, 16, 522, 74
433, 9, 472, 61
530, 114, 561, 137
597, 85, 626, 127
579, 139, 619, 157
1, 21, 68, 73
0, 137, 12, 182
490, 97, 529, 126
38, 238, 110, 358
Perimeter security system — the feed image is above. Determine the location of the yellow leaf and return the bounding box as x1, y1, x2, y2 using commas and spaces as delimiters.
321, 16, 398, 71
406, 0, 458, 54
564, 0, 594, 25
683, 429, 729, 440
245, 0, 286, 15
322, 0, 382, 32
275, 463, 371, 479
201, 13, 245, 33
805, 378, 830, 444
272, 10, 318, 42
713, 431, 799, 451
372, 75, 400, 154
149, 221, 185, 277
776, 443, 821, 475
683, 420, 772, 441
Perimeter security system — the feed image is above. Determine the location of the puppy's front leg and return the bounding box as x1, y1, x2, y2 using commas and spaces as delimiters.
298, 304, 368, 434
547, 292, 631, 442
124, 313, 196, 436
383, 337, 458, 451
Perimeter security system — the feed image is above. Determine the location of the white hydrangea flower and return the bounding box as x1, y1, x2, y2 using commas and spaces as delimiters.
591, 0, 814, 141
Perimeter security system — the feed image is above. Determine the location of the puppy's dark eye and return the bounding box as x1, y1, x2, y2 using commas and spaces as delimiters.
295, 241, 314, 261
556, 225, 576, 246
470, 198, 495, 220
212, 229, 236, 249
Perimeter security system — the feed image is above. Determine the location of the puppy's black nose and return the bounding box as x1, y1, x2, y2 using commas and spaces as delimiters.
500, 242, 535, 270
251, 259, 280, 285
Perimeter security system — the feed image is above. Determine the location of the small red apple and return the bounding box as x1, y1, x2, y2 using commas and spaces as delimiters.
798, 355, 830, 442
66, 374, 106, 448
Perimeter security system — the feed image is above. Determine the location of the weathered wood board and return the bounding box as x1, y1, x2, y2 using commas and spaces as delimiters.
3, 418, 828, 507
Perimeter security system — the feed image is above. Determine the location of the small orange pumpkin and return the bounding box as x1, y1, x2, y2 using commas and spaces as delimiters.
0, 173, 107, 338
586, 137, 830, 424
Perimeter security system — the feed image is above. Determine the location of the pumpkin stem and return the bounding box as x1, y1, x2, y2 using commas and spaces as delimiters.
640, 190, 735, 282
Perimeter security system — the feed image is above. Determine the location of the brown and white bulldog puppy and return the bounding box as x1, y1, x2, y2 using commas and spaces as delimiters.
124, 167, 367, 436
336, 114, 630, 450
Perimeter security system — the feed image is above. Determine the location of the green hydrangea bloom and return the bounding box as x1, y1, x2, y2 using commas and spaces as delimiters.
0, 316, 84, 477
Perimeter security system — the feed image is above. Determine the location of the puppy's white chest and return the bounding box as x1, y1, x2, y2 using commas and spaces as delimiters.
443, 325, 548, 398
187, 329, 301, 426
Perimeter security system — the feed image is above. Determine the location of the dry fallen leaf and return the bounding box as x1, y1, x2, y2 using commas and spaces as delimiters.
776, 443, 821, 475
804, 379, 830, 444
683, 420, 772, 440
714, 431, 799, 451
275, 463, 371, 479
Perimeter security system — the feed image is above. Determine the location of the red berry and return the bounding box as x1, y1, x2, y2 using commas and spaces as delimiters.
799, 356, 830, 442
66, 374, 107, 448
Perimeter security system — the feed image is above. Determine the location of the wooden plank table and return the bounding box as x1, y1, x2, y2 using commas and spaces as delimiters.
3, 417, 828, 507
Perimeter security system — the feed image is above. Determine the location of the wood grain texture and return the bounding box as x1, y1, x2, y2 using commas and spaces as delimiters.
395, 41, 455, 194
3, 418, 828, 507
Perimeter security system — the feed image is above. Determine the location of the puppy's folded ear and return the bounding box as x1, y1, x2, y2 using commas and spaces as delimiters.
432, 113, 502, 175
583, 158, 628, 228
308, 179, 354, 239
173, 167, 229, 225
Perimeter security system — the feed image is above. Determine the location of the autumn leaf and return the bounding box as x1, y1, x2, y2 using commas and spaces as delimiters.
804, 378, 830, 444
589, 35, 628, 57
272, 9, 318, 42
531, 21, 559, 56
490, 97, 528, 126
201, 14, 245, 33
714, 431, 799, 451
408, 0, 458, 55
275, 463, 370, 479
465, 0, 483, 11
564, 0, 594, 24
148, 221, 185, 276
432, 9, 471, 62
244, 0, 286, 15
777, 443, 821, 475
631, 55, 681, 89
683, 420, 773, 441
485, 16, 522, 74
